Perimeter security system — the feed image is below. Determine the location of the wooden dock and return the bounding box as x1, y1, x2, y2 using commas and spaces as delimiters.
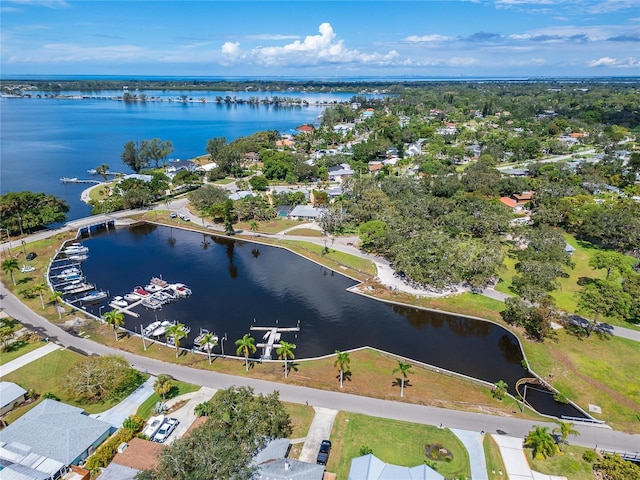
250, 324, 300, 360
108, 298, 143, 318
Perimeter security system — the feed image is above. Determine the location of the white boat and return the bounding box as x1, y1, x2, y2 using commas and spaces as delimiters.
133, 286, 151, 297
124, 292, 140, 302
62, 280, 83, 291
21, 264, 36, 273
170, 283, 192, 297
141, 297, 163, 310
67, 254, 88, 262
166, 324, 191, 345
145, 283, 163, 293
53, 267, 81, 279
78, 290, 108, 303
142, 321, 161, 337
54, 274, 84, 283
150, 276, 169, 288
65, 283, 95, 295
63, 245, 89, 255
151, 320, 172, 337
154, 291, 175, 303
111, 296, 128, 308
194, 328, 218, 350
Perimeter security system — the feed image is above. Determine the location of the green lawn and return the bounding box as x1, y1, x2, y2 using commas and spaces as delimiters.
2, 348, 148, 416
213, 178, 235, 185
526, 445, 595, 480
136, 379, 201, 419
282, 240, 377, 277
328, 412, 470, 480
484, 434, 508, 480
283, 401, 315, 439
0, 341, 45, 366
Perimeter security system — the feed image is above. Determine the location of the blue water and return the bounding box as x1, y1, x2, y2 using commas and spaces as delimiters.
0, 91, 351, 219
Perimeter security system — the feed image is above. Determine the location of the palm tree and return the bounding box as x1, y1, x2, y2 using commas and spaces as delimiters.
249, 220, 259, 233
32, 283, 47, 309
524, 425, 560, 460
235, 333, 256, 371
103, 309, 125, 341
154, 374, 173, 402
334, 350, 350, 388
553, 421, 580, 451
95, 163, 110, 181
393, 361, 414, 397
165, 322, 188, 358
2, 258, 19, 286
276, 341, 296, 379
201, 332, 218, 365
49, 290, 64, 320
493, 380, 508, 400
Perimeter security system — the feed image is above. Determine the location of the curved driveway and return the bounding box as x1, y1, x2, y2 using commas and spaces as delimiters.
1, 282, 638, 454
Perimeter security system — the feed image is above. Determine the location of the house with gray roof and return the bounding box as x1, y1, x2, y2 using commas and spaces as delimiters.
254, 439, 324, 480
0, 381, 27, 415
288, 205, 326, 221
0, 399, 113, 466
348, 454, 444, 480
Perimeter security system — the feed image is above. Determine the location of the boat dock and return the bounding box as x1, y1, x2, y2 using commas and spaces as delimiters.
60, 177, 100, 184
250, 324, 300, 360
108, 298, 142, 318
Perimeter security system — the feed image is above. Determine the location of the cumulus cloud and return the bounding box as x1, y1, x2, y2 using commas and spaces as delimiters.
220, 22, 399, 68
588, 56, 639, 67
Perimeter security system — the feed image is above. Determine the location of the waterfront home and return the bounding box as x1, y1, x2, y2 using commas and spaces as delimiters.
289, 205, 325, 221
254, 438, 325, 480
348, 453, 443, 480
165, 159, 196, 178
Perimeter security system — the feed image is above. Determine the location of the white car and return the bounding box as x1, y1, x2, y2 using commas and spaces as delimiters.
153, 417, 179, 443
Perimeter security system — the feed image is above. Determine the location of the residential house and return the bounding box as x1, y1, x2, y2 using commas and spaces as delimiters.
499, 191, 534, 211
0, 399, 113, 478
348, 454, 443, 480
289, 205, 325, 221
122, 173, 153, 183
0, 381, 27, 415
404, 142, 422, 158
244, 152, 260, 163
436, 123, 457, 135
333, 123, 354, 136
195, 161, 218, 173
328, 163, 354, 182
165, 159, 195, 177
368, 161, 384, 174
99, 437, 165, 480
254, 439, 325, 480
296, 125, 315, 134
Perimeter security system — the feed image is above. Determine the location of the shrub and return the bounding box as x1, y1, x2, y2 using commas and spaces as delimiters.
582, 450, 598, 463
85, 428, 135, 472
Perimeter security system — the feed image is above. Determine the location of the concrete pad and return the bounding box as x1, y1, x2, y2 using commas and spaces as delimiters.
90, 376, 156, 428
298, 406, 338, 463
492, 434, 533, 480
451, 429, 488, 480
0, 342, 61, 376
165, 386, 217, 444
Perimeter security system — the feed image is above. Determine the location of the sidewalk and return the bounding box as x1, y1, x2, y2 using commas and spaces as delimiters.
492, 434, 567, 480
0, 342, 61, 377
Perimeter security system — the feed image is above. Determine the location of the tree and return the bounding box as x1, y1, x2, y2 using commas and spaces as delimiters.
276, 341, 296, 379
166, 322, 188, 358
249, 175, 269, 191
235, 334, 256, 371
492, 380, 508, 400
49, 290, 64, 320
138, 386, 291, 480
249, 220, 259, 232
524, 425, 560, 460
0, 191, 69, 235
95, 163, 110, 181
64, 355, 137, 403
121, 140, 148, 173
393, 361, 413, 397
553, 421, 579, 451
223, 199, 236, 236
594, 454, 640, 480
32, 283, 47, 309
2, 258, 19, 286
576, 280, 631, 335
588, 250, 630, 280
141, 138, 173, 168
200, 332, 218, 365
154, 374, 173, 402
0, 322, 14, 351
334, 350, 351, 388
103, 309, 125, 341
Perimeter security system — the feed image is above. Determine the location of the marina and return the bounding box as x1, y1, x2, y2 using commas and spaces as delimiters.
251, 324, 301, 360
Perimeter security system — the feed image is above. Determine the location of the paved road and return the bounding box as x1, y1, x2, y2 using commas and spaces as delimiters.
1, 281, 638, 454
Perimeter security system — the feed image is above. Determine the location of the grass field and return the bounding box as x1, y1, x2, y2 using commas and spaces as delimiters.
526, 445, 595, 480
0, 341, 44, 366
136, 379, 201, 419
328, 412, 471, 480
484, 434, 508, 479
281, 240, 377, 278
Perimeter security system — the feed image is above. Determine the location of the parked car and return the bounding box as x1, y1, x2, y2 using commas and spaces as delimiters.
153, 417, 179, 443
316, 439, 331, 465
26, 252, 37, 261
170, 211, 177, 218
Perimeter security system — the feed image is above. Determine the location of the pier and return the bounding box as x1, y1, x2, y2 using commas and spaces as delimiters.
250, 324, 300, 360
60, 177, 100, 184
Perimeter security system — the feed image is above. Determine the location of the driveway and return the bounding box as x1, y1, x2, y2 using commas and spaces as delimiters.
298, 407, 338, 463
90, 376, 156, 428
164, 386, 217, 444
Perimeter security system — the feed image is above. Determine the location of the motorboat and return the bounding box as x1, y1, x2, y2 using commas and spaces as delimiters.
166, 324, 191, 345
54, 274, 84, 284
62, 279, 83, 291
150, 277, 169, 288
53, 267, 81, 279
124, 292, 140, 302
154, 291, 175, 303
67, 254, 88, 262
145, 283, 163, 293
134, 286, 151, 297
194, 328, 218, 350
141, 297, 163, 310
142, 321, 161, 337
65, 283, 95, 295
151, 320, 172, 337
170, 283, 192, 297
78, 290, 108, 303
21, 264, 36, 273
111, 296, 128, 308
63, 245, 89, 255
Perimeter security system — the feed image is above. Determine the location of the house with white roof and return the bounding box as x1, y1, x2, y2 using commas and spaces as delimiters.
288, 205, 326, 221
348, 454, 443, 480
0, 381, 27, 415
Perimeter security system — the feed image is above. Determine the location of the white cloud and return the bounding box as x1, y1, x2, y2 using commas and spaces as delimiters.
219, 23, 400, 68
587, 56, 639, 67
405, 34, 454, 43
246, 34, 300, 41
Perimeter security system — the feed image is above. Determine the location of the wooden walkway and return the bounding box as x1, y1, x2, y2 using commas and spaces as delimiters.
250, 324, 300, 360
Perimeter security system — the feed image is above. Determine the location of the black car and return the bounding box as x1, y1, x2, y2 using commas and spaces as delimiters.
316, 439, 331, 465
26, 252, 37, 261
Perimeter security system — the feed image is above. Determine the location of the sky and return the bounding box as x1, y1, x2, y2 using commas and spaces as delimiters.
1, 0, 639, 78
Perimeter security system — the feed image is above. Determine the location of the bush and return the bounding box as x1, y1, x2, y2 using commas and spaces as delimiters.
85, 428, 135, 472
123, 415, 145, 432
583, 450, 598, 463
